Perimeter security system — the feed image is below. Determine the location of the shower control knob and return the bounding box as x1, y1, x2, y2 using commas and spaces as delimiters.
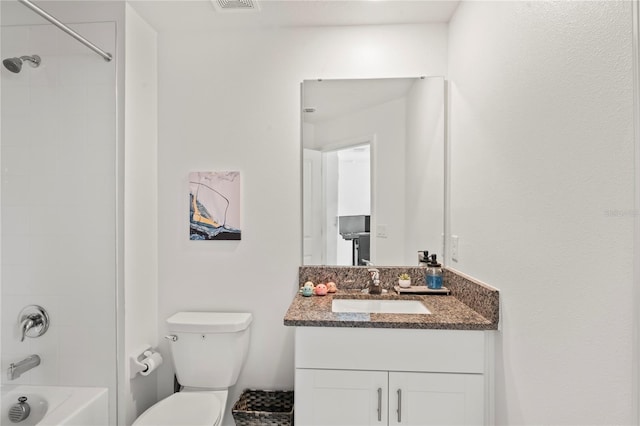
18, 305, 49, 342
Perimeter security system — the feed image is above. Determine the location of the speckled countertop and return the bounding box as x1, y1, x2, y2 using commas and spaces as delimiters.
283, 266, 499, 330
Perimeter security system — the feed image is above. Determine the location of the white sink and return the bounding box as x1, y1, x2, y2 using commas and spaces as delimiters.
331, 299, 431, 314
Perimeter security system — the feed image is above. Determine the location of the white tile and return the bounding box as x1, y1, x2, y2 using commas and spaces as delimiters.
86, 58, 116, 86
1, 114, 30, 148
85, 109, 116, 140
29, 25, 59, 56
30, 173, 82, 208
58, 90, 89, 124
58, 325, 116, 386
27, 235, 66, 267
79, 173, 114, 207
1, 26, 30, 58
1, 174, 32, 207
1, 264, 36, 296
30, 263, 74, 296
1, 205, 32, 236
28, 54, 60, 88
2, 144, 34, 174
87, 85, 116, 118
56, 126, 88, 174
2, 235, 31, 266
29, 85, 58, 118
28, 142, 60, 175
1, 67, 29, 89
57, 26, 91, 56
2, 85, 30, 117
76, 22, 116, 52
58, 54, 89, 88
79, 141, 115, 177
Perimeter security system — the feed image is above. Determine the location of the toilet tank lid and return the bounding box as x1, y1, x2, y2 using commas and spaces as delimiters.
167, 312, 253, 333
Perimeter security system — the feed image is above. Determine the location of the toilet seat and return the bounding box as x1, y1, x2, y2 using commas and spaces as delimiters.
133, 392, 222, 426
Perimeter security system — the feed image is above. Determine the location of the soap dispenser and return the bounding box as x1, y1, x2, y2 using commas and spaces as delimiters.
425, 254, 443, 289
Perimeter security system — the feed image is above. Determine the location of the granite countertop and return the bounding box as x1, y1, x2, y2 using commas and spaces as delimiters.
283, 289, 496, 330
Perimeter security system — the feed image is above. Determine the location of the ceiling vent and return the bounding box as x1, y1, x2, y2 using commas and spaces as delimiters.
211, 0, 260, 12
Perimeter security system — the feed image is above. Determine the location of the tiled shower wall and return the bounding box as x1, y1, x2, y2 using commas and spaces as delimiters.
0, 20, 117, 416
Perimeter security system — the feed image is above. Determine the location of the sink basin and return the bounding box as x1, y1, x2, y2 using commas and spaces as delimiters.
331, 299, 431, 314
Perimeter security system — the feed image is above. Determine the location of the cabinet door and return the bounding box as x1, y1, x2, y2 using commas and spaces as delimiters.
296, 369, 388, 425
388, 372, 484, 426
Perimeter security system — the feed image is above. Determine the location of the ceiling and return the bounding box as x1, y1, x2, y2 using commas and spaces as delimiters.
129, 0, 460, 32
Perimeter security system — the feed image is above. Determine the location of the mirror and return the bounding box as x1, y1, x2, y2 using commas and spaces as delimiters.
302, 77, 445, 266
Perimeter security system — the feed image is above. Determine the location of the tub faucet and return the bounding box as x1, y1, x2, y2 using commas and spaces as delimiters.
368, 268, 382, 295
7, 354, 40, 380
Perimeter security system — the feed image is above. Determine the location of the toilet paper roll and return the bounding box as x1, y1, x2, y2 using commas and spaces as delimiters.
140, 351, 163, 376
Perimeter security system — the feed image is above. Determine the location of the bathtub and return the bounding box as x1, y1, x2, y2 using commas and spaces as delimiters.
1, 385, 108, 425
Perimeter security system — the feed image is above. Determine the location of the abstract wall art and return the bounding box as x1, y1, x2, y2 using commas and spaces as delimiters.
189, 171, 241, 240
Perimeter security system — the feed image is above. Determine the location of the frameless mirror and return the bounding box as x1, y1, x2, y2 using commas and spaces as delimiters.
302, 77, 445, 266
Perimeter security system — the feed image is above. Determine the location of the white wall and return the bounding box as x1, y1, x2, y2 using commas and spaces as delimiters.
448, 1, 634, 424
156, 23, 447, 424
123, 4, 158, 425
404, 77, 445, 264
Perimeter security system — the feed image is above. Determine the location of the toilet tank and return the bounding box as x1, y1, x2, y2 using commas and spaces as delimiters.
166, 312, 252, 389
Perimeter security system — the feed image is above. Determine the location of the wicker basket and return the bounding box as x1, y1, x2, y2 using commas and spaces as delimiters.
232, 389, 294, 426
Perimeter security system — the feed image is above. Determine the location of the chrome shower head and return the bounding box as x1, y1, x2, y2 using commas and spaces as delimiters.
2, 55, 41, 73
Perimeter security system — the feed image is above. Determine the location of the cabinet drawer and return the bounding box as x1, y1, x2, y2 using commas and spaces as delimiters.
295, 327, 486, 373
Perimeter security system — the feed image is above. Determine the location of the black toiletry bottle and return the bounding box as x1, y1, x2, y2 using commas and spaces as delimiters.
418, 250, 429, 266
425, 254, 443, 289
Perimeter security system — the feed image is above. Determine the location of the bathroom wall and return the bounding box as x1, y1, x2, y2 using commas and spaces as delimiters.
156, 23, 447, 424
123, 4, 158, 425
448, 1, 634, 424
0, 14, 118, 421
405, 77, 445, 263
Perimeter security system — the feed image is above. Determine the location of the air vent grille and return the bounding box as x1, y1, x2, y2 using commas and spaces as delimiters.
212, 0, 260, 11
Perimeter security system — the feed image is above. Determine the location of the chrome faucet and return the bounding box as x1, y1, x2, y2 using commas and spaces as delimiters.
18, 305, 49, 342
367, 268, 382, 295
7, 354, 40, 380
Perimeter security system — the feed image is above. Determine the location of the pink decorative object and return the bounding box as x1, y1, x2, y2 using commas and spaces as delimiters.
315, 283, 328, 296
326, 282, 337, 293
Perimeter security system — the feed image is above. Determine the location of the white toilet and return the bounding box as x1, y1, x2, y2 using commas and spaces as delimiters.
133, 311, 253, 426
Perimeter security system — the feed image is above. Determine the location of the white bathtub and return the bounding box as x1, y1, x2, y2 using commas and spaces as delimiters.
1, 385, 108, 425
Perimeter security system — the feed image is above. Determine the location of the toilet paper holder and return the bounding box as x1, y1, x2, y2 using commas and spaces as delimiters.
129, 346, 163, 379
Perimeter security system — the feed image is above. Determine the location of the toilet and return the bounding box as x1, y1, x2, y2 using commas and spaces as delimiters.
133, 311, 253, 426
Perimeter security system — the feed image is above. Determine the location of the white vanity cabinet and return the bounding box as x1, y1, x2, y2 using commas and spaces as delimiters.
294, 327, 492, 425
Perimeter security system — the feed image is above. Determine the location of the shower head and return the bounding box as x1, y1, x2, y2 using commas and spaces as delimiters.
2, 55, 41, 73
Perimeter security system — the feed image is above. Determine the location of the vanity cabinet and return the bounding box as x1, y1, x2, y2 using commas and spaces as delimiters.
296, 369, 483, 425
294, 327, 492, 425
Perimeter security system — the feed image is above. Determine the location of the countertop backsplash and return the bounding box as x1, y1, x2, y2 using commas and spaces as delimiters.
299, 266, 436, 290
297, 265, 500, 328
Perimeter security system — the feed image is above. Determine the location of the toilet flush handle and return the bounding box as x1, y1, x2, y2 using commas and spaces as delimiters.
164, 335, 178, 342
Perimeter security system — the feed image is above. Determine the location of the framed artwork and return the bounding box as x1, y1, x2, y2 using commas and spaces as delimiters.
189, 171, 241, 240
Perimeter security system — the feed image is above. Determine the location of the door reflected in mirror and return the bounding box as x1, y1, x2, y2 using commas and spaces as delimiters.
302, 77, 445, 266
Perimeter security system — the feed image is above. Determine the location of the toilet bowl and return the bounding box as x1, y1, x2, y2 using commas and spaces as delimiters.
133, 391, 223, 426
132, 312, 252, 426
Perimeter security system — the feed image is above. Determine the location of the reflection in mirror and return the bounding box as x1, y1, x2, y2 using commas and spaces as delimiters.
302, 77, 445, 266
